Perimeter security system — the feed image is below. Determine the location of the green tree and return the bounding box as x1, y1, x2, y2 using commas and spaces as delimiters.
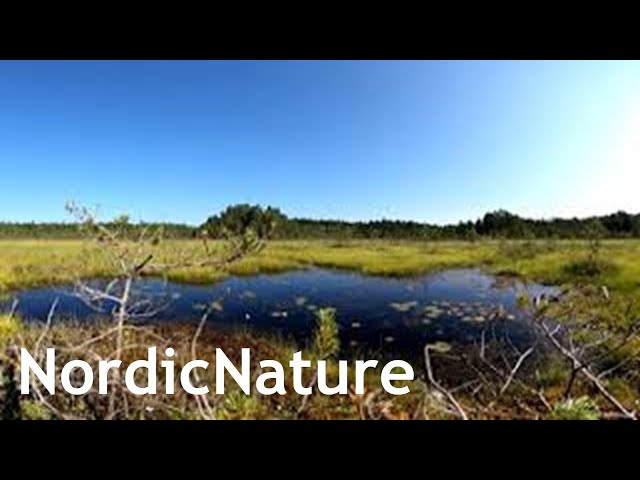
202, 204, 287, 240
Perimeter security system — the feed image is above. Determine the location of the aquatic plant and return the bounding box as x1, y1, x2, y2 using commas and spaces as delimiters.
313, 307, 339, 359
426, 341, 451, 353
389, 301, 418, 312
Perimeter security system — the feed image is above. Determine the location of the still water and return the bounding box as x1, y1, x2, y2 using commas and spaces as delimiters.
2, 268, 559, 360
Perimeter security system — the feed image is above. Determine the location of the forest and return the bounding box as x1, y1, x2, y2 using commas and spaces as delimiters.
1, 205, 639, 240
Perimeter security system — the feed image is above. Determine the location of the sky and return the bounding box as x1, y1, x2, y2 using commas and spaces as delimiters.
1, 60, 639, 225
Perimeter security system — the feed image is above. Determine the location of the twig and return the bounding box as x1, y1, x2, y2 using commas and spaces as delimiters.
424, 345, 468, 420
499, 346, 534, 395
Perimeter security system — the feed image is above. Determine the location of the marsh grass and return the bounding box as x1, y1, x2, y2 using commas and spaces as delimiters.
3, 239, 640, 297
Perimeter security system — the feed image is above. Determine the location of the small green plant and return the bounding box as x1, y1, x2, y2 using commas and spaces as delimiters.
0, 313, 22, 340
564, 219, 611, 278
216, 390, 263, 420
549, 397, 600, 420
516, 291, 531, 309
313, 307, 340, 359
20, 400, 51, 420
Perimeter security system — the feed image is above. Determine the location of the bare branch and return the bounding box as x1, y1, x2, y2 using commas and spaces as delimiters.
424, 345, 468, 420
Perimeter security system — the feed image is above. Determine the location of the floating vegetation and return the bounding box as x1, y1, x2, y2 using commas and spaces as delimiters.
423, 305, 444, 318
210, 300, 224, 312
193, 302, 208, 311
294, 296, 307, 306
389, 300, 418, 312
427, 341, 451, 353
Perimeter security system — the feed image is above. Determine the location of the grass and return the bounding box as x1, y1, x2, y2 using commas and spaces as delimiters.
2, 238, 640, 300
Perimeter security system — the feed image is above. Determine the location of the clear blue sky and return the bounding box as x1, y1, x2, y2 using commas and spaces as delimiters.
1, 60, 639, 225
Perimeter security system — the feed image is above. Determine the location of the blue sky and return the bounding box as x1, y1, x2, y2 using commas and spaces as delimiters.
1, 60, 639, 225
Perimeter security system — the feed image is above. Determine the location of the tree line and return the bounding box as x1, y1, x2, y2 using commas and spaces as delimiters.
202, 205, 640, 240
0, 221, 195, 239
2, 206, 640, 240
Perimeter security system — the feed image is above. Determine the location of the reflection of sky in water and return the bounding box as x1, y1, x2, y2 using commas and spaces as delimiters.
1, 268, 559, 362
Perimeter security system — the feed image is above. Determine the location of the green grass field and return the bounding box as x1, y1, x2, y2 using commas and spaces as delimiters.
1, 238, 639, 298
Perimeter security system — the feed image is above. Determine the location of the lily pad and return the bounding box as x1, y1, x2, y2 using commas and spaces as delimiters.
427, 341, 451, 353
424, 305, 443, 316
210, 300, 224, 312
390, 301, 418, 312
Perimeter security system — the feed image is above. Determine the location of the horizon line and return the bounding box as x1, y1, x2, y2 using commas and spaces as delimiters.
1, 207, 638, 228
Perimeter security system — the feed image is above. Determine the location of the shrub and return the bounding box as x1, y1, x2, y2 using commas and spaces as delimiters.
563, 258, 616, 278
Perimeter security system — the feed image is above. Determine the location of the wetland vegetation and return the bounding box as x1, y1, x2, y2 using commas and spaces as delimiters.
2, 237, 640, 297
1, 204, 640, 420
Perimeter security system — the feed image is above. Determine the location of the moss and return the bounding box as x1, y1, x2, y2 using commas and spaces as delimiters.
20, 400, 52, 420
